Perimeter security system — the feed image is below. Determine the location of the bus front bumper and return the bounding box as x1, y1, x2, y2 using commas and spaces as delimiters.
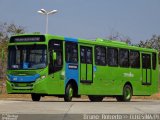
6, 79, 48, 94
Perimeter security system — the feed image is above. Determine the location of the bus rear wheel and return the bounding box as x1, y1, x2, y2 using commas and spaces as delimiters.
88, 95, 104, 102
116, 84, 132, 102
31, 93, 41, 101
64, 84, 73, 102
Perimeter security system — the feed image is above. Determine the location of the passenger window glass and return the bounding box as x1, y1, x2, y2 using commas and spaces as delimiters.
130, 51, 140, 68
107, 48, 118, 66
66, 42, 78, 63
119, 49, 129, 67
95, 46, 106, 66
80, 48, 85, 63
86, 48, 92, 64
80, 46, 92, 64
142, 54, 151, 69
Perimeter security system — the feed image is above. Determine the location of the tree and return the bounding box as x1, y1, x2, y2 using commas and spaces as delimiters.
106, 30, 160, 64
0, 22, 8, 44
0, 21, 26, 61
0, 22, 26, 93
138, 34, 160, 64
7, 23, 25, 35
0, 22, 25, 41
138, 34, 160, 50
107, 31, 132, 44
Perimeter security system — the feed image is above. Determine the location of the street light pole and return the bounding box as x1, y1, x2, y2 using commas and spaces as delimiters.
37, 9, 58, 34
46, 14, 48, 34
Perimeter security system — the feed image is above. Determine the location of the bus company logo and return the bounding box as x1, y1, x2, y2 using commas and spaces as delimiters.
123, 72, 134, 77
2, 114, 18, 120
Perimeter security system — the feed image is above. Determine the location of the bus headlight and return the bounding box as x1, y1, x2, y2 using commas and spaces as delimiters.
41, 75, 46, 79
36, 75, 46, 81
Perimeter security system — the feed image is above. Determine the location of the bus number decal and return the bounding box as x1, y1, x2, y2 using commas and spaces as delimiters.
68, 64, 78, 69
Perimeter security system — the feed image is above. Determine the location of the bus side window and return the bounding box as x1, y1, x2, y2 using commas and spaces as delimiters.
95, 46, 106, 66
119, 49, 129, 68
130, 50, 140, 68
65, 42, 78, 63
86, 47, 92, 64
107, 47, 118, 66
142, 54, 151, 69
152, 53, 156, 70
80, 47, 85, 63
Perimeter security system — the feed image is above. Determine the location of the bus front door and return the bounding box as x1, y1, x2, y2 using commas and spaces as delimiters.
80, 46, 93, 83
142, 53, 151, 85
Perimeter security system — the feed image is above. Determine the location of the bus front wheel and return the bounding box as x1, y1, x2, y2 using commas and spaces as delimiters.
64, 84, 73, 102
116, 84, 132, 102
31, 93, 41, 101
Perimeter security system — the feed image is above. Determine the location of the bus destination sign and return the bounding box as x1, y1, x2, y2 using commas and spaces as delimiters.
10, 35, 45, 43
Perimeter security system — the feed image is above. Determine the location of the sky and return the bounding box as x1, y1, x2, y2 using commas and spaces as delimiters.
0, 0, 160, 44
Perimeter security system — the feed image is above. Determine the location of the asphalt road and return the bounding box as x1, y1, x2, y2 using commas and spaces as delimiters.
0, 98, 160, 120
0, 98, 160, 114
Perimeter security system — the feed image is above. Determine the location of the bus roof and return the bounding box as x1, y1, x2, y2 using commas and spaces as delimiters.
9, 34, 158, 53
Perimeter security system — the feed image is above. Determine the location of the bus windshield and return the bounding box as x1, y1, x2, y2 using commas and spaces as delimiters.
8, 45, 47, 70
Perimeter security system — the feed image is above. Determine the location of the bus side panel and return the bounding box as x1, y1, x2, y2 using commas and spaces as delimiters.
64, 38, 79, 88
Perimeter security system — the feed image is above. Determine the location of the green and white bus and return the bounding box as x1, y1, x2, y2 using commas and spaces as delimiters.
7, 34, 159, 102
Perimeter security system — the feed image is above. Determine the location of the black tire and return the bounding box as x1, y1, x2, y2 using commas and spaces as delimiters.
116, 84, 132, 102
88, 95, 104, 102
116, 96, 123, 102
64, 84, 73, 102
31, 94, 41, 101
